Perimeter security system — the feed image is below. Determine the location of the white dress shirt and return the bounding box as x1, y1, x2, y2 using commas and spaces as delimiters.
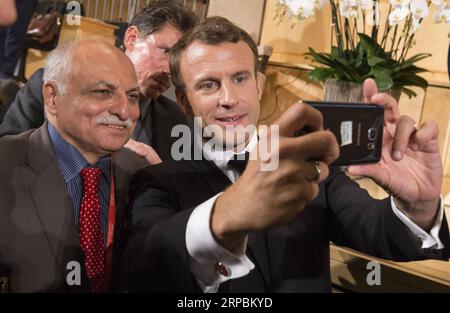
185, 133, 445, 292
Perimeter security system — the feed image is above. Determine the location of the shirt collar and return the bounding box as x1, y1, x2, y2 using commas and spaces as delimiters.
47, 122, 111, 183
202, 130, 258, 171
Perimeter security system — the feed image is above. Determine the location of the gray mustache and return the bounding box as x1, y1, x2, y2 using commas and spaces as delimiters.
96, 116, 133, 129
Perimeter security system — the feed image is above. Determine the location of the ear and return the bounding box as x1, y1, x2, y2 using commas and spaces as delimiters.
124, 26, 139, 52
43, 83, 58, 116
175, 88, 193, 116
256, 71, 266, 101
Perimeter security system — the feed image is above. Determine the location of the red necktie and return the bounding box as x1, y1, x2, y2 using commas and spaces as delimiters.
79, 167, 105, 292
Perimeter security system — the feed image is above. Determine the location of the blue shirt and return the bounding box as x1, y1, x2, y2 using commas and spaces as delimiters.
47, 123, 111, 244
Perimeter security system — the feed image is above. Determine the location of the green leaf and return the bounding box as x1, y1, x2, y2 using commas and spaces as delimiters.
368, 56, 386, 66
394, 74, 428, 89
370, 67, 393, 90
404, 53, 432, 64
407, 65, 429, 74
398, 86, 418, 98
332, 58, 362, 82
394, 53, 431, 72
355, 43, 365, 68
309, 68, 334, 81
304, 48, 333, 67
358, 33, 384, 58
392, 65, 429, 76
331, 46, 340, 58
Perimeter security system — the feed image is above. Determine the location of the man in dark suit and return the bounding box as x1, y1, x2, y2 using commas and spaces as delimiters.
124, 17, 450, 292
0, 0, 197, 162
0, 40, 149, 292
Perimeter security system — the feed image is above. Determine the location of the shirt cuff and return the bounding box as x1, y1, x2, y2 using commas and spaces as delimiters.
390, 196, 444, 249
185, 192, 255, 293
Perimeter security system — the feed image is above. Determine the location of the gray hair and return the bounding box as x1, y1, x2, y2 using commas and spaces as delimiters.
43, 41, 76, 94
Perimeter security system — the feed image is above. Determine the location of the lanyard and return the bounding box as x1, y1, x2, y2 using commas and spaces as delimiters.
104, 165, 116, 290
106, 168, 116, 250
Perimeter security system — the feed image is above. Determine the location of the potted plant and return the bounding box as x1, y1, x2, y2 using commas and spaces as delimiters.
275, 0, 450, 101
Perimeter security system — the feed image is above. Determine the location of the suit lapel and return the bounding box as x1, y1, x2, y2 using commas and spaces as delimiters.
186, 158, 230, 195
111, 148, 150, 290
110, 155, 128, 289
26, 125, 83, 285
186, 159, 271, 291
113, 147, 150, 230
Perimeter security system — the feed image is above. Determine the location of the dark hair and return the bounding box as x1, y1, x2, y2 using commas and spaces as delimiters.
129, 0, 198, 37
169, 16, 259, 93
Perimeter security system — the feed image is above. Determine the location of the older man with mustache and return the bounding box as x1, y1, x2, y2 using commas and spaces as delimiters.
0, 0, 197, 163
0, 40, 150, 293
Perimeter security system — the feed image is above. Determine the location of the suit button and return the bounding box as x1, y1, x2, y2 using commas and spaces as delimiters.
215, 262, 231, 277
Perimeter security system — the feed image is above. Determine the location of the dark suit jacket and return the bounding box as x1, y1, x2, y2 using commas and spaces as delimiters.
0, 124, 148, 292
124, 159, 450, 292
0, 68, 189, 161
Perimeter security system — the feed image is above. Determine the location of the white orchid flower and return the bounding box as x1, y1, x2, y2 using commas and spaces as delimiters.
285, 0, 310, 13
285, 0, 316, 19
431, 0, 446, 7
389, 7, 410, 25
357, 0, 374, 10
435, 7, 450, 23
285, 0, 300, 12
389, 0, 411, 7
340, 0, 360, 18
410, 0, 429, 19
410, 16, 421, 33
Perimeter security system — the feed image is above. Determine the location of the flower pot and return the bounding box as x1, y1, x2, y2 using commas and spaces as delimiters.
324, 79, 401, 103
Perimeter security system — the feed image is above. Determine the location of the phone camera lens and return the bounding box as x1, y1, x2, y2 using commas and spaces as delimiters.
368, 128, 377, 140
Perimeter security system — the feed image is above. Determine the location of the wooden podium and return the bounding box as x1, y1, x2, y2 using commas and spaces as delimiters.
25, 16, 118, 78
330, 244, 450, 292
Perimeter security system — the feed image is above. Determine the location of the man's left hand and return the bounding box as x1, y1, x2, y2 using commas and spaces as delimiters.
347, 79, 442, 230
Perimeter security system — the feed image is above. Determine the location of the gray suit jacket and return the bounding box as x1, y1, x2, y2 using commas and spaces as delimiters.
0, 124, 148, 292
